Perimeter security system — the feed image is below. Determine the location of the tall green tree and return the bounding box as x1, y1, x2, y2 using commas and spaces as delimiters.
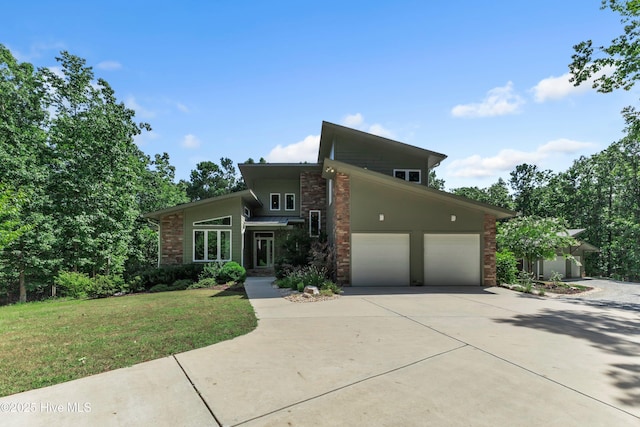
0, 45, 55, 302
451, 178, 514, 210
42, 51, 149, 276
186, 158, 246, 201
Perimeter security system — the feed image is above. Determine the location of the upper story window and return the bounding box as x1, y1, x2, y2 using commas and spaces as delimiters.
243, 206, 251, 218
270, 193, 281, 211
285, 193, 295, 211
394, 169, 421, 184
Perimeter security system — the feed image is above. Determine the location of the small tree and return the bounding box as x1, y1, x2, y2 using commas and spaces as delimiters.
497, 216, 578, 274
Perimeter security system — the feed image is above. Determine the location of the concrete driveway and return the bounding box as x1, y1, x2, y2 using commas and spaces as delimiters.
1, 278, 639, 426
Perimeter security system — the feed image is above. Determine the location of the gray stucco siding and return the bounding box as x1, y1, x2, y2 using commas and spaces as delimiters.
182, 197, 244, 264
250, 178, 301, 217
349, 176, 486, 284
334, 138, 430, 186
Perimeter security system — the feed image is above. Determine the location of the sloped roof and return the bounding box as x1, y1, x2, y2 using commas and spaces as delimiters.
317, 121, 447, 169
322, 158, 515, 219
143, 190, 261, 220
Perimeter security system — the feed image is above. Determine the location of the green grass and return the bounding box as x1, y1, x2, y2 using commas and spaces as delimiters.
0, 288, 257, 397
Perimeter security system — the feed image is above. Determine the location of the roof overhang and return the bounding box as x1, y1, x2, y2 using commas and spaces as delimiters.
245, 216, 305, 227
321, 158, 516, 220
238, 163, 321, 188
143, 190, 261, 220
317, 121, 447, 170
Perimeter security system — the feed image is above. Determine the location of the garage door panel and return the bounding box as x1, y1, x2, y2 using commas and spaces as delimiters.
424, 234, 480, 285
352, 234, 410, 286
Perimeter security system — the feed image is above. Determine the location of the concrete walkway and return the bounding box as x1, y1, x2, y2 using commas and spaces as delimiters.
1, 278, 639, 426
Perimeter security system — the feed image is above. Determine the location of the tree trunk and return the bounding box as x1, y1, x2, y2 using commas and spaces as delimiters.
19, 267, 26, 303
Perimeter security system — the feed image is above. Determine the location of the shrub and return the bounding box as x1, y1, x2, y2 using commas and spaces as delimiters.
300, 265, 326, 288
88, 275, 126, 298
149, 284, 171, 293
496, 250, 518, 285
133, 264, 205, 291
54, 272, 93, 299
191, 277, 218, 289
199, 262, 223, 282
549, 271, 563, 286
218, 262, 246, 284
171, 279, 193, 291
296, 282, 305, 292
320, 280, 342, 294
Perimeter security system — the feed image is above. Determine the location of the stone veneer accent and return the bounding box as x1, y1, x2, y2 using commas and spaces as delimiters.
300, 171, 327, 233
483, 214, 497, 286
333, 173, 351, 285
160, 212, 184, 265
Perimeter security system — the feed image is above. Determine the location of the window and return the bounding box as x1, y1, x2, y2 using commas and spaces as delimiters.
309, 210, 321, 237
285, 193, 295, 211
243, 206, 251, 218
393, 169, 421, 183
270, 193, 280, 211
193, 216, 231, 226
193, 230, 231, 262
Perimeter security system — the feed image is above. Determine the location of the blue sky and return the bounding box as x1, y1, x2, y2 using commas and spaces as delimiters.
2, 1, 636, 189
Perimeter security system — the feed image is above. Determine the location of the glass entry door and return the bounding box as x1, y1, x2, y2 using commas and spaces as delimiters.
254, 232, 274, 268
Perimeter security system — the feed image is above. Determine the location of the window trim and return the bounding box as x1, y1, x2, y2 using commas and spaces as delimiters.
193, 229, 232, 262
270, 193, 281, 211
193, 215, 232, 227
309, 210, 321, 237
393, 169, 422, 184
285, 193, 295, 211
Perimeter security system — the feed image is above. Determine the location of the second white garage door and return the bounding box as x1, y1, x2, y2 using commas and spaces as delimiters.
351, 233, 410, 286
424, 234, 480, 285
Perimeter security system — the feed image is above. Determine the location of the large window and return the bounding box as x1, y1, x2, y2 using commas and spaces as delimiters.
285, 193, 295, 211
309, 210, 321, 237
193, 230, 231, 262
270, 193, 281, 211
394, 169, 421, 184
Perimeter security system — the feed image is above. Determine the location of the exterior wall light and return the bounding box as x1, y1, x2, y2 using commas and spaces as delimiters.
450, 214, 456, 222
379, 214, 385, 221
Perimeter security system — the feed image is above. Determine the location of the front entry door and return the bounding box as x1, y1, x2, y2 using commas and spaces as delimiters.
254, 232, 274, 268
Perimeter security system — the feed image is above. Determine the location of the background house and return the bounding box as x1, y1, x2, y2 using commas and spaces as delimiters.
144, 121, 515, 286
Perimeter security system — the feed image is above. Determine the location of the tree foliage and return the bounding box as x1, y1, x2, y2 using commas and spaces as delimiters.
185, 158, 246, 201
497, 217, 578, 274
0, 45, 190, 302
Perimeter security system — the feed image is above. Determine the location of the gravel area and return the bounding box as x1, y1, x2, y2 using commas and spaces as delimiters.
557, 278, 640, 311
274, 285, 341, 303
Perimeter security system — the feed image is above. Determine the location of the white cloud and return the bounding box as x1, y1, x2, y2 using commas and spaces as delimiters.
266, 135, 320, 163
531, 66, 615, 102
96, 60, 122, 71
125, 96, 156, 119
451, 82, 524, 118
177, 102, 189, 113
342, 113, 364, 127
341, 113, 395, 138
531, 72, 589, 102
181, 134, 201, 149
538, 138, 595, 154
447, 138, 596, 178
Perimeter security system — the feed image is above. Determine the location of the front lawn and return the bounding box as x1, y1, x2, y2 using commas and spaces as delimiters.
0, 288, 257, 397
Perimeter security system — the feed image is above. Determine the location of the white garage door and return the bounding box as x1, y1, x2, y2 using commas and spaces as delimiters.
351, 233, 410, 286
424, 234, 480, 285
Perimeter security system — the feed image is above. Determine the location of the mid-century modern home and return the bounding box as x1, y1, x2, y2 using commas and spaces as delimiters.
144, 121, 515, 286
